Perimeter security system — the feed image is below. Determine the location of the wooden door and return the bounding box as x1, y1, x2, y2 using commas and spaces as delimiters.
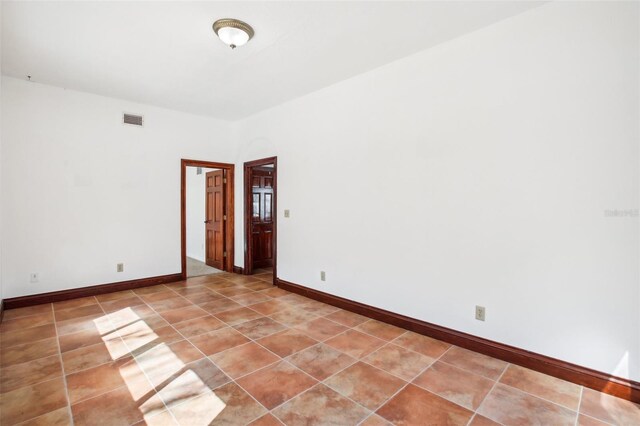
251, 167, 274, 269
205, 170, 225, 269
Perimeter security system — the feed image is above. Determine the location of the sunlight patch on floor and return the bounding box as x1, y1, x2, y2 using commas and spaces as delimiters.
170, 390, 227, 425
93, 308, 228, 424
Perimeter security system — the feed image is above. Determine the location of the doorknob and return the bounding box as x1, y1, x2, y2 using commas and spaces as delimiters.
204, 220, 211, 224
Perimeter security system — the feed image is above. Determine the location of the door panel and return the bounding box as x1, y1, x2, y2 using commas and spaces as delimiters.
250, 167, 274, 269
252, 193, 261, 221
206, 170, 225, 270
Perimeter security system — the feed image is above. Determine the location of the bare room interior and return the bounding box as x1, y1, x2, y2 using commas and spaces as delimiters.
0, 1, 638, 425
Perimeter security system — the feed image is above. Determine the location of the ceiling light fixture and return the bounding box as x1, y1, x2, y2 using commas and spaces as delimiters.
213, 18, 254, 49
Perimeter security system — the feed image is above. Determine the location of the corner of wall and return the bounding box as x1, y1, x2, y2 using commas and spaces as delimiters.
1, 0, 4, 312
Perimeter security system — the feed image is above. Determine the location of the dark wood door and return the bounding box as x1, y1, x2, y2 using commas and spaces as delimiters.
251, 167, 274, 269
205, 170, 225, 269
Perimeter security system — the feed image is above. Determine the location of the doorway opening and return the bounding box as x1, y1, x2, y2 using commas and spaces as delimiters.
181, 159, 235, 279
244, 157, 277, 283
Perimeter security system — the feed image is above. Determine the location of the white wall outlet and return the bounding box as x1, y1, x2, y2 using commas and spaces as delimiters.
29, 273, 39, 283
475, 305, 486, 321
117, 263, 124, 273
320, 271, 326, 281
284, 209, 290, 218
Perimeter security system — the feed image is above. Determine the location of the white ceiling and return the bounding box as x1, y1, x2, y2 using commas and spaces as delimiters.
1, 1, 542, 121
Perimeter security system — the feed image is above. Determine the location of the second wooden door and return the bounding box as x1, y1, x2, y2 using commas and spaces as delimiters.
205, 170, 225, 269
250, 167, 274, 269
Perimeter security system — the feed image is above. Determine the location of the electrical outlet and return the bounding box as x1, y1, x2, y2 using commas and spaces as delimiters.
29, 273, 39, 283
320, 271, 326, 281
475, 305, 486, 321
117, 263, 124, 273
284, 209, 290, 218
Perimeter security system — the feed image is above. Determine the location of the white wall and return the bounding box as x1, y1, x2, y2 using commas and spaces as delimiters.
233, 2, 640, 380
186, 166, 217, 262
1, 77, 234, 298
0, 0, 3, 305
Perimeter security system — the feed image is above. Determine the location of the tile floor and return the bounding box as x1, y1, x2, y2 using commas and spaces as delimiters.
1, 271, 639, 426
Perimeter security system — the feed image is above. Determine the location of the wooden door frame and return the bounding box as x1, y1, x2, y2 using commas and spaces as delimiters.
181, 159, 235, 279
244, 156, 277, 282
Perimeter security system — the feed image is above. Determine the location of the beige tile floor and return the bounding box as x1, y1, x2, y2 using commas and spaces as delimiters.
1, 271, 639, 425
186, 257, 223, 278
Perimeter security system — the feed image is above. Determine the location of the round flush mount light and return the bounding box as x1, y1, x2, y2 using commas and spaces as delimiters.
213, 18, 254, 49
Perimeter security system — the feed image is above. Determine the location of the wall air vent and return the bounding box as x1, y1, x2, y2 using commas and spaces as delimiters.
123, 113, 144, 126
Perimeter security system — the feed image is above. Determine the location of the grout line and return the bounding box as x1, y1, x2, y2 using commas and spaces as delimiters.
57, 347, 125, 376
0, 307, 52, 323
271, 359, 374, 417
577, 412, 616, 426
51, 303, 76, 426
574, 386, 584, 426
473, 363, 510, 425
357, 341, 434, 383
496, 380, 582, 414
362, 341, 455, 421
12, 404, 68, 426
466, 414, 479, 425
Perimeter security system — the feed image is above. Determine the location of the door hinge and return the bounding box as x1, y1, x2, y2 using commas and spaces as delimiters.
223, 215, 227, 220
223, 178, 227, 184
223, 251, 227, 257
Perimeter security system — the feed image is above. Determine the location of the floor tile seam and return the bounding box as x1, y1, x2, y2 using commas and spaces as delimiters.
59, 340, 133, 377
493, 380, 582, 415
52, 296, 99, 312
11, 406, 67, 426
360, 338, 456, 417
234, 314, 294, 337
431, 358, 503, 381
272, 365, 376, 421
474, 364, 514, 424
170, 319, 230, 340
52, 302, 76, 426
268, 381, 375, 425
0, 307, 55, 323
297, 345, 385, 411
356, 340, 436, 384
574, 386, 584, 426
343, 324, 403, 345
576, 412, 616, 426
1, 327, 61, 349
160, 311, 212, 327
0, 316, 56, 333
0, 350, 63, 375
482, 358, 583, 412
213, 323, 307, 381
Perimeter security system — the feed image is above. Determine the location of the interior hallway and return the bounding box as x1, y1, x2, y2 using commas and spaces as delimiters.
187, 257, 222, 278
